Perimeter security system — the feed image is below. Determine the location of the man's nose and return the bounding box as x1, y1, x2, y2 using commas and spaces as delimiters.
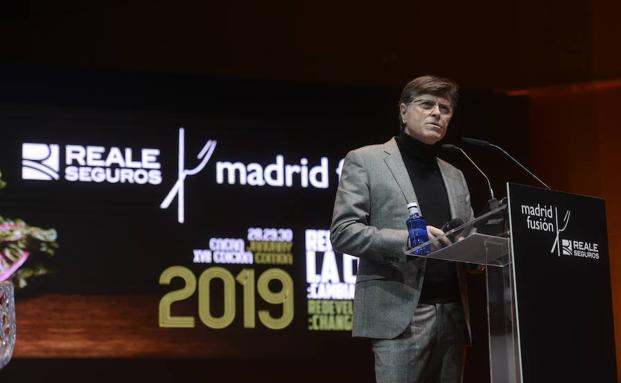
430, 103, 441, 117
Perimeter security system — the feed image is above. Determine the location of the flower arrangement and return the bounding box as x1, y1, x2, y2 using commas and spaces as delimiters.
0, 170, 58, 289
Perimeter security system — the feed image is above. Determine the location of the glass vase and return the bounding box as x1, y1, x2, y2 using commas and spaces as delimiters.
0, 281, 16, 369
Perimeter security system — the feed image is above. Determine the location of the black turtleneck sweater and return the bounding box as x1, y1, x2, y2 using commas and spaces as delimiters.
395, 131, 460, 304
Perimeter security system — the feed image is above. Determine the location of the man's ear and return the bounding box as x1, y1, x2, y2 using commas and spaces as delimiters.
399, 103, 407, 123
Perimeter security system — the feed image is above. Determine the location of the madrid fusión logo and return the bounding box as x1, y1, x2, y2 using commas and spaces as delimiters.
19, 128, 337, 224
520, 203, 599, 260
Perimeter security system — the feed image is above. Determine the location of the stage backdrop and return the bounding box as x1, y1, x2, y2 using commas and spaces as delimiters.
0, 66, 527, 375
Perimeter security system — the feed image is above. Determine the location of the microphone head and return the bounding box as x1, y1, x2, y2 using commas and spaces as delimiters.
441, 218, 464, 232
461, 137, 490, 146
441, 144, 458, 150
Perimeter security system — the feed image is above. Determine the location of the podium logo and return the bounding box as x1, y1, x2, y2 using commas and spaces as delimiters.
561, 239, 573, 256
550, 207, 571, 256
548, 206, 599, 260
520, 203, 600, 260
22, 143, 60, 180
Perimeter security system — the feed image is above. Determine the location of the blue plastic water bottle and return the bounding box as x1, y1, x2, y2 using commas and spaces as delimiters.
406, 202, 431, 255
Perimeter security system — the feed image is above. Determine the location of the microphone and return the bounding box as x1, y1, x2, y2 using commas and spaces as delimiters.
461, 137, 490, 147
441, 218, 464, 232
441, 144, 496, 201
441, 218, 465, 243
461, 137, 551, 189
442, 144, 506, 232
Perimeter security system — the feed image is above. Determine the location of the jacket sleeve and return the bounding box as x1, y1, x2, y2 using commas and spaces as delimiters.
330, 150, 408, 264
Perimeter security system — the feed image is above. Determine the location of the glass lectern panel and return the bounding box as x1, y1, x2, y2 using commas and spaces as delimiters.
404, 203, 520, 383
405, 204, 509, 264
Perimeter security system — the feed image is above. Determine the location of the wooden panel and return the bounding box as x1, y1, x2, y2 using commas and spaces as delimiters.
13, 294, 235, 358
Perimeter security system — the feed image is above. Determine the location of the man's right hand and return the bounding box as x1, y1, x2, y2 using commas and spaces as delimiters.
426, 225, 451, 250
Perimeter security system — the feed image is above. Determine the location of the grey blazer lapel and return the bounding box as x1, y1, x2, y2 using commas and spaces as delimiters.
437, 159, 459, 219
382, 138, 418, 207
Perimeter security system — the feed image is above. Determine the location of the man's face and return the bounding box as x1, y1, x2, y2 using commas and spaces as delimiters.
400, 95, 453, 145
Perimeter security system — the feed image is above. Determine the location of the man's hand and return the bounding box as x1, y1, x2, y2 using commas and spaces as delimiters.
426, 225, 451, 250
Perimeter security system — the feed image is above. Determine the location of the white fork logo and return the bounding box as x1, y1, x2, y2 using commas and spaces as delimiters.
550, 208, 571, 256
160, 127, 217, 223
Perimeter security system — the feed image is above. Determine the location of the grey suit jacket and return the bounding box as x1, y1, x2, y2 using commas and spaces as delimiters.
330, 137, 474, 340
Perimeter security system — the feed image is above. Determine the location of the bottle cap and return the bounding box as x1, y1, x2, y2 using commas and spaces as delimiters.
407, 202, 420, 215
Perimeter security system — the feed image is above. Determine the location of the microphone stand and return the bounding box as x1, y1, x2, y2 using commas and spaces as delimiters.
441, 144, 506, 232
461, 137, 551, 189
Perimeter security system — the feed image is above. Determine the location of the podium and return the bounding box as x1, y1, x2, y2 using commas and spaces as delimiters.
406, 183, 617, 383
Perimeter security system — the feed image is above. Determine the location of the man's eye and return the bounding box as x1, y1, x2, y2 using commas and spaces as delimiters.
439, 105, 452, 114
419, 101, 434, 109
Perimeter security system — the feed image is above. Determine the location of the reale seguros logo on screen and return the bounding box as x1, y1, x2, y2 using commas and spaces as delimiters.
22, 143, 60, 181
21, 142, 162, 185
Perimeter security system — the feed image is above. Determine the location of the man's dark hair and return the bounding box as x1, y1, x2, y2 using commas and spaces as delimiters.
398, 75, 459, 131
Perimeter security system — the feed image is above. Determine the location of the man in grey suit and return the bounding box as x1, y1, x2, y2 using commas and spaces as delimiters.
331, 76, 474, 383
